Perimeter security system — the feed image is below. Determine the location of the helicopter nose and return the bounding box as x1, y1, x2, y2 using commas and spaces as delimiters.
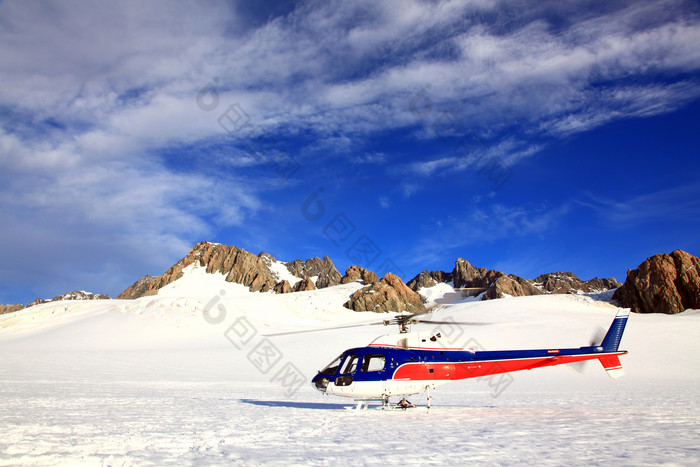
312, 373, 329, 392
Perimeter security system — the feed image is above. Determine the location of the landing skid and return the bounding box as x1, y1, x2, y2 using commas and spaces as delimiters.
350, 386, 434, 412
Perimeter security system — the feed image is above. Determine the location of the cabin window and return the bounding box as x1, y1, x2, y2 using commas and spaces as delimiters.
361, 354, 386, 372
340, 355, 359, 374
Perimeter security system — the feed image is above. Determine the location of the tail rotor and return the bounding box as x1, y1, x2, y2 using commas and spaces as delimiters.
568, 326, 606, 375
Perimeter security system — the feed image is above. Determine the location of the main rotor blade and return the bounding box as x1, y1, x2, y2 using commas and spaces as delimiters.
416, 319, 491, 326
263, 321, 385, 337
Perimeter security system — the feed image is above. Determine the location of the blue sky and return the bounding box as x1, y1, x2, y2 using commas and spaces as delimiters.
1, 0, 699, 304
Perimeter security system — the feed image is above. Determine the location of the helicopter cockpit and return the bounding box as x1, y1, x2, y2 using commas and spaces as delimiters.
313, 350, 387, 392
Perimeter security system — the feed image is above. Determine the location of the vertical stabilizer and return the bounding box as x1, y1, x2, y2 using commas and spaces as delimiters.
600, 309, 629, 352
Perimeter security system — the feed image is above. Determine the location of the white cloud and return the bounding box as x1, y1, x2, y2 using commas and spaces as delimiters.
1, 0, 699, 300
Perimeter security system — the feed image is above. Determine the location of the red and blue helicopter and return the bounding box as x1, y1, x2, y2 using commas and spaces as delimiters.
305, 309, 629, 409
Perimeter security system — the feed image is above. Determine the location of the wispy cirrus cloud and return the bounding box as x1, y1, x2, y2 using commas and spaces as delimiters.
577, 183, 700, 227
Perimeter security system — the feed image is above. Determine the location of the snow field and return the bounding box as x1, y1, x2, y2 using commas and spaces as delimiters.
1, 265, 699, 465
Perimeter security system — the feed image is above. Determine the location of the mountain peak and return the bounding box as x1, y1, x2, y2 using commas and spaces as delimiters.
117, 241, 344, 299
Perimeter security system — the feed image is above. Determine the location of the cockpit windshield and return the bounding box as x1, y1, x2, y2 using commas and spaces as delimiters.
321, 354, 344, 375
340, 355, 358, 374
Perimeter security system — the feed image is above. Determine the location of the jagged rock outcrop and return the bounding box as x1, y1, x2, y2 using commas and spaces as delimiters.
293, 277, 317, 292
112, 242, 626, 303
118, 275, 160, 299
285, 257, 341, 288
409, 259, 620, 301
344, 273, 425, 313
409, 258, 529, 299
118, 241, 278, 299
340, 265, 379, 285
407, 270, 455, 291
274, 280, 293, 294
586, 277, 622, 291
533, 272, 621, 294
452, 258, 503, 289
484, 275, 543, 300
613, 250, 700, 314
117, 242, 347, 299
27, 298, 47, 308
0, 304, 25, 315
54, 291, 110, 301
407, 270, 438, 290
26, 291, 111, 308
430, 270, 453, 284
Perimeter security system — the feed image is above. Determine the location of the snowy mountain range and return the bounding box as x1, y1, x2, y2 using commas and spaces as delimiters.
2, 242, 699, 316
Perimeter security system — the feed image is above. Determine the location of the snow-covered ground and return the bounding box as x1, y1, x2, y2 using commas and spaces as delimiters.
1, 265, 699, 466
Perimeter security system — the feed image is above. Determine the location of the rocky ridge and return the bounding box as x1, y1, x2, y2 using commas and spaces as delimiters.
118, 241, 343, 299
532, 272, 621, 294
340, 265, 379, 285
344, 273, 425, 313
5, 241, 695, 315
285, 257, 342, 289
0, 304, 25, 315
612, 250, 700, 314
407, 259, 621, 301
29, 291, 111, 307
1, 291, 110, 315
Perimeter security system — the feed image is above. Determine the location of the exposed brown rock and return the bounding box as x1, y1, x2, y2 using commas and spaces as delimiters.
0, 304, 25, 315
587, 277, 622, 291
27, 298, 47, 308
258, 252, 278, 266
484, 275, 543, 300
274, 280, 293, 294
26, 291, 111, 307
344, 272, 425, 313
117, 241, 278, 299
429, 270, 453, 284
117, 275, 160, 299
52, 291, 110, 301
340, 265, 379, 285
407, 270, 438, 291
452, 258, 503, 289
285, 256, 342, 288
613, 250, 700, 314
533, 272, 621, 294
447, 259, 619, 300
406, 270, 454, 291
453, 258, 488, 288
293, 277, 317, 292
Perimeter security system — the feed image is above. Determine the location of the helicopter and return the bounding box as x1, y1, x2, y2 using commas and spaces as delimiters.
272, 307, 629, 410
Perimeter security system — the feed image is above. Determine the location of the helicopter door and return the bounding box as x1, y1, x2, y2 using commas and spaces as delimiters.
334, 354, 358, 386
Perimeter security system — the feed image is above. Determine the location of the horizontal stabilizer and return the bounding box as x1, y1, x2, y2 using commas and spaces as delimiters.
598, 355, 624, 378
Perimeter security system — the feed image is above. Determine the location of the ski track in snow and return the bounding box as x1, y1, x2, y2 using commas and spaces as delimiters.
1, 267, 699, 466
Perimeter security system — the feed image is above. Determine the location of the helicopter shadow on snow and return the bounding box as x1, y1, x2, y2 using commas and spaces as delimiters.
240, 398, 349, 410
240, 399, 498, 411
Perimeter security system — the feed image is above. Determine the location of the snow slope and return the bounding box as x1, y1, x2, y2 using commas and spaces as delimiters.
1, 265, 699, 466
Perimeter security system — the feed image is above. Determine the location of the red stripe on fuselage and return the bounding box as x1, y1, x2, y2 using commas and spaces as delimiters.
393, 353, 625, 381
